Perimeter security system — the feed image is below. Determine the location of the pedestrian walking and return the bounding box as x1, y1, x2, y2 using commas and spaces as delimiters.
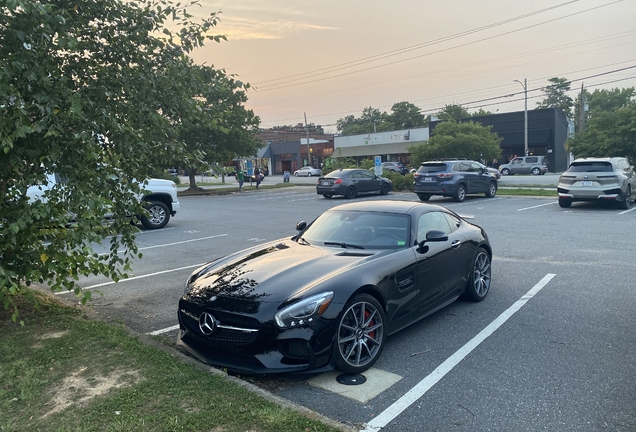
254, 167, 261, 189
237, 169, 244, 192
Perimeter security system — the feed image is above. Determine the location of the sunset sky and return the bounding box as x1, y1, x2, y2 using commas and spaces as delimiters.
188, 0, 636, 132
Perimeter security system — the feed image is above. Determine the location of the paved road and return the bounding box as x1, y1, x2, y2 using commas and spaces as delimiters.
58, 187, 635, 432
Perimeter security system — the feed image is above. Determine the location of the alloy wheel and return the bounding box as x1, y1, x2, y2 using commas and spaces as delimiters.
337, 300, 384, 370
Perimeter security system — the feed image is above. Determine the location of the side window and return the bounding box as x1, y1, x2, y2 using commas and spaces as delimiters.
470, 162, 483, 172
442, 213, 461, 233
526, 157, 538, 163
359, 170, 374, 179
417, 211, 452, 241
512, 158, 522, 165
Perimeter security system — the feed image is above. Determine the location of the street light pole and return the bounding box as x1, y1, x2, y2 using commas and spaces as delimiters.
514, 78, 528, 156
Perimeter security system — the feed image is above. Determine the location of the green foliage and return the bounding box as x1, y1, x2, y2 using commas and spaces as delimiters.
359, 159, 375, 170
574, 87, 635, 131
536, 77, 574, 118
0, 0, 227, 319
382, 171, 414, 191
336, 102, 427, 134
323, 157, 357, 171
435, 104, 471, 121
409, 121, 502, 163
567, 104, 636, 161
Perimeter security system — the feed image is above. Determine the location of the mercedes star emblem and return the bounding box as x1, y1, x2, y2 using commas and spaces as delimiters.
198, 312, 216, 336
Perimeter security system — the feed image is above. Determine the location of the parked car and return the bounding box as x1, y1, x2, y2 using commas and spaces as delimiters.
478, 162, 501, 179
294, 166, 322, 177
413, 159, 498, 202
316, 168, 392, 199
381, 161, 408, 175
176, 200, 492, 374
557, 157, 635, 209
498, 156, 548, 176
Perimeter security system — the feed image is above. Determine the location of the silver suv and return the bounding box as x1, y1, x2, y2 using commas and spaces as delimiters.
557, 157, 634, 209
499, 156, 548, 176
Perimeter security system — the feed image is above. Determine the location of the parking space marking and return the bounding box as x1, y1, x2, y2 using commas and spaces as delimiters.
517, 201, 557, 211
100, 233, 228, 256
362, 273, 556, 432
618, 206, 636, 215
148, 325, 180, 335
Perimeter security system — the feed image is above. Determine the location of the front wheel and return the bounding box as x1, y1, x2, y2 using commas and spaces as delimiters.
453, 184, 466, 202
532, 167, 541, 176
345, 186, 357, 199
485, 181, 497, 198
141, 201, 170, 229
380, 183, 390, 195
335, 294, 386, 374
501, 168, 510, 176
464, 248, 491, 302
307, 173, 312, 177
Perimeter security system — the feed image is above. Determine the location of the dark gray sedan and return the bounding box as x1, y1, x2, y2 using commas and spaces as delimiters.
316, 168, 393, 199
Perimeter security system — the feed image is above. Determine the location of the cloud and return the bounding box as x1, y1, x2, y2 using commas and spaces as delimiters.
218, 16, 337, 40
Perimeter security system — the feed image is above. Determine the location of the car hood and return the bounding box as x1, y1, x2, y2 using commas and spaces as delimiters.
185, 240, 382, 304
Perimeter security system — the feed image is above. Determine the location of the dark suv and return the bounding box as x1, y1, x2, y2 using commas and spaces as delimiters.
381, 161, 408, 175
413, 159, 498, 202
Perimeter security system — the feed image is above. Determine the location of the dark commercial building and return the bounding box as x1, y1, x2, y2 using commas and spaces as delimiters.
430, 107, 571, 172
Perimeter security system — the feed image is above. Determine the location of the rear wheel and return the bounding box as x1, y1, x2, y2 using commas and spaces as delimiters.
141, 201, 170, 229
464, 248, 491, 302
322, 194, 333, 199
335, 294, 386, 374
618, 187, 631, 210
345, 186, 357, 199
485, 181, 497, 198
558, 198, 572, 208
453, 184, 466, 202
418, 194, 430, 202
501, 168, 510, 176
380, 183, 390, 195
532, 167, 541, 176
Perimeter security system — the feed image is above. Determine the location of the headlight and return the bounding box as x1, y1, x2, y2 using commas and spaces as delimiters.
274, 291, 334, 328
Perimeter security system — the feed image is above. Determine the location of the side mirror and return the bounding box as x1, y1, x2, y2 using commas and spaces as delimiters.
296, 221, 307, 232
416, 229, 448, 254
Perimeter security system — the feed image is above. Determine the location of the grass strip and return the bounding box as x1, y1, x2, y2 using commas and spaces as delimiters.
0, 291, 344, 432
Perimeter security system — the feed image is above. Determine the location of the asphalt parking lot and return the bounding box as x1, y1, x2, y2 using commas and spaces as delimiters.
58, 185, 636, 431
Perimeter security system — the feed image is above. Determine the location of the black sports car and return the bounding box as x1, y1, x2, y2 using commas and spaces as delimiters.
177, 200, 492, 374
316, 168, 392, 199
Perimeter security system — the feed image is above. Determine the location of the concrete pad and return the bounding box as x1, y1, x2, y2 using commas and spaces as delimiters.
307, 368, 402, 403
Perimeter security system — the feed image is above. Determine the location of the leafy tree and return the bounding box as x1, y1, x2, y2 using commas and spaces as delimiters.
178, 65, 261, 190
387, 101, 427, 128
567, 104, 636, 161
435, 104, 471, 121
536, 77, 574, 118
0, 0, 227, 320
408, 121, 502, 163
470, 108, 494, 117
573, 87, 635, 131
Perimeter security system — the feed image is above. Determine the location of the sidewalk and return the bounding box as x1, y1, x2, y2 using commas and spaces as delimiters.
175, 174, 319, 190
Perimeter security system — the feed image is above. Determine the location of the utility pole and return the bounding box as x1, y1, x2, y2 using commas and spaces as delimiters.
515, 78, 529, 156
579, 82, 586, 133
304, 112, 311, 167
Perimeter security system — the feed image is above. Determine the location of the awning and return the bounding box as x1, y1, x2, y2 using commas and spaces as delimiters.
333, 140, 426, 158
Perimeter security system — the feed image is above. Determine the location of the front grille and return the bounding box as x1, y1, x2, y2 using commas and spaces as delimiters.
213, 310, 260, 329
279, 339, 310, 360
209, 328, 258, 344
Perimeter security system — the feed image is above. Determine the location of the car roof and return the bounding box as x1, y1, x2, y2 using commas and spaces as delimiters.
329, 200, 449, 215
572, 157, 619, 163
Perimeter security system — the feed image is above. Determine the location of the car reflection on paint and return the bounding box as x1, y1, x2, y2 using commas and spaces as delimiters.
176, 200, 492, 374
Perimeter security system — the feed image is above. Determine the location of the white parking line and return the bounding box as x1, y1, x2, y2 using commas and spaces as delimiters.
56, 262, 207, 293
618, 206, 636, 215
99, 233, 228, 256
362, 273, 556, 432
517, 201, 557, 211
147, 324, 180, 335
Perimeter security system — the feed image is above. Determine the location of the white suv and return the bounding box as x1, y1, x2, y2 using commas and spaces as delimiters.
557, 157, 634, 209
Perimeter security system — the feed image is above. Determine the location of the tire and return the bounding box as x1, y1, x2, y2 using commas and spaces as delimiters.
501, 168, 510, 176
532, 167, 541, 176
294, 172, 299, 177
558, 198, 572, 208
464, 248, 491, 302
141, 201, 170, 229
418, 194, 430, 202
323, 194, 333, 199
453, 184, 466, 202
618, 187, 631, 210
335, 294, 386, 374
485, 181, 497, 198
380, 183, 390, 195
345, 186, 357, 199
307, 173, 312, 177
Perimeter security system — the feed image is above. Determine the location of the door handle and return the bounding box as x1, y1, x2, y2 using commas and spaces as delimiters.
451, 240, 461, 249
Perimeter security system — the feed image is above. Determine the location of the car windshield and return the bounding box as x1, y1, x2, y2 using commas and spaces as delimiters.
300, 210, 410, 249
417, 163, 447, 173
567, 162, 613, 173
